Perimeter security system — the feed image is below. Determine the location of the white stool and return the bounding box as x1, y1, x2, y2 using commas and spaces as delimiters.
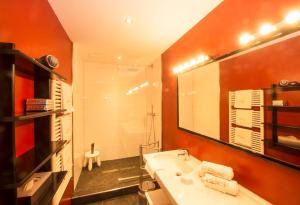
83, 151, 101, 171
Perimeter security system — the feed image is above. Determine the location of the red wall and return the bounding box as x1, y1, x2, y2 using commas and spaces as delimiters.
0, 0, 73, 156
162, 1, 300, 204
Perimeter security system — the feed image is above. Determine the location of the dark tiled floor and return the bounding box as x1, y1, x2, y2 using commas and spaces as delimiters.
74, 156, 147, 197
84, 193, 147, 205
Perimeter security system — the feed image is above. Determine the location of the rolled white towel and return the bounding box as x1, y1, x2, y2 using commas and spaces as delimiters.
198, 161, 234, 180
202, 173, 239, 196
278, 136, 300, 149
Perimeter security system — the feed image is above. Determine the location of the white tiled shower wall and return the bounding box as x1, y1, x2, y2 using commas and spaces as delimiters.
83, 58, 161, 161
72, 46, 161, 188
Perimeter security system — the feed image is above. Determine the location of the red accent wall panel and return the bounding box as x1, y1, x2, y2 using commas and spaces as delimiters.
0, 0, 72, 157
162, 1, 300, 204
15, 122, 34, 158
0, 0, 72, 84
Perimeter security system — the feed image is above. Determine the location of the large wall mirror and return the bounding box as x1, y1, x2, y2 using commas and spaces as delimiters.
178, 62, 220, 140
178, 30, 300, 169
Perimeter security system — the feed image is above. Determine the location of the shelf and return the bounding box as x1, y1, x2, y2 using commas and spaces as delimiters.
263, 139, 300, 151
16, 140, 67, 186
16, 171, 67, 205
262, 105, 300, 109
262, 106, 300, 112
0, 109, 66, 122
263, 85, 300, 91
0, 48, 65, 80
263, 123, 300, 130
35, 171, 67, 205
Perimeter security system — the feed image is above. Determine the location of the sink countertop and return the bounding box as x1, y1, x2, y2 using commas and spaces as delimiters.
144, 150, 272, 205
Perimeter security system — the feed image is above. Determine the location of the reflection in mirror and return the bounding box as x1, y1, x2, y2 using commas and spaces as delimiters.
177, 32, 300, 169
178, 62, 220, 140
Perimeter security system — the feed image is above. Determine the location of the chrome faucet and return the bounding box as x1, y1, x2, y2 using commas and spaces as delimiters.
177, 149, 190, 161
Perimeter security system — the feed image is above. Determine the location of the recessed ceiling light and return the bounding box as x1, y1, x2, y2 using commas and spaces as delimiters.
125, 17, 133, 24
117, 56, 122, 60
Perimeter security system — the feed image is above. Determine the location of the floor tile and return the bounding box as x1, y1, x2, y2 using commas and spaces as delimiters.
74, 156, 147, 197
84, 193, 147, 205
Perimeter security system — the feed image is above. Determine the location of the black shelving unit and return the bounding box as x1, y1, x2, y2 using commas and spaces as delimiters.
0, 42, 67, 205
264, 84, 300, 150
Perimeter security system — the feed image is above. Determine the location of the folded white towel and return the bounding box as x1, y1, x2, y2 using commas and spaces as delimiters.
234, 127, 252, 148
278, 136, 300, 149
202, 173, 239, 196
236, 109, 253, 128
198, 161, 234, 180
234, 90, 252, 109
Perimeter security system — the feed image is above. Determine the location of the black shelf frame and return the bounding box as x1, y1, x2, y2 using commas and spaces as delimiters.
262, 105, 300, 109
37, 171, 67, 205
0, 109, 67, 122
0, 139, 66, 190
0, 48, 65, 81
263, 139, 300, 151
17, 171, 67, 205
16, 140, 67, 186
263, 123, 300, 130
267, 84, 300, 148
0, 42, 68, 205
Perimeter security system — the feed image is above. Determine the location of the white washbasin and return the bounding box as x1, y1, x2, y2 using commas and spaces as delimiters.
143, 150, 272, 205
145, 150, 199, 177
152, 152, 194, 174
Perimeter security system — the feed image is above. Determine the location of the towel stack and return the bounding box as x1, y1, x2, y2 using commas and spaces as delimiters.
26, 98, 54, 111
199, 161, 239, 196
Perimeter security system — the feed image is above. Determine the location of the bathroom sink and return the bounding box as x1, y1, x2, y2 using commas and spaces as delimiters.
143, 150, 272, 205
144, 150, 200, 180
175, 160, 194, 174
150, 151, 196, 175
153, 153, 194, 174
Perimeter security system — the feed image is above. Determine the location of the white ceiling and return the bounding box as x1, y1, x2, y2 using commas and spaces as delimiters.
49, 0, 222, 66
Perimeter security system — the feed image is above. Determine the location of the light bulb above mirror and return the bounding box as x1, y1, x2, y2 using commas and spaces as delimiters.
173, 9, 300, 75
239, 9, 300, 46
173, 54, 210, 74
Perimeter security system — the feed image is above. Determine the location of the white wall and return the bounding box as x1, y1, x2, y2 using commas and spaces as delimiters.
72, 43, 85, 188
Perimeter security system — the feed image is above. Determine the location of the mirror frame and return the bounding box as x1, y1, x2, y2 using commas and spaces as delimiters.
176, 27, 300, 171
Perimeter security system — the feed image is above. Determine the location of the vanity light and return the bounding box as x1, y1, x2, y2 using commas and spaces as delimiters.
172, 54, 210, 74
284, 10, 300, 24
259, 23, 277, 36
197, 54, 209, 63
183, 62, 189, 69
173, 8, 300, 75
172, 67, 179, 74
239, 33, 255, 45
190, 59, 197, 66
